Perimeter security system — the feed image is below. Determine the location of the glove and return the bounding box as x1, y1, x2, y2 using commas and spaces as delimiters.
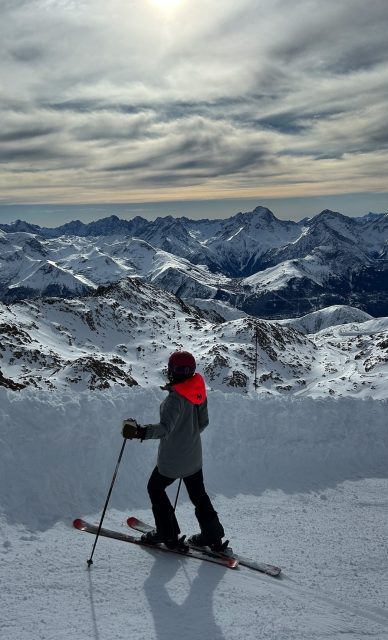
122, 418, 146, 441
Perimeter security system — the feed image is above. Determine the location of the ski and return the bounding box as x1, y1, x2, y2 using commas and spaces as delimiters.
73, 518, 238, 569
127, 516, 281, 577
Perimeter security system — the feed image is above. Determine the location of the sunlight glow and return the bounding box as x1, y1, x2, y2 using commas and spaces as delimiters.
151, 0, 183, 12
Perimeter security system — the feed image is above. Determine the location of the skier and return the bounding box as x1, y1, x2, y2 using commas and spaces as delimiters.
121, 350, 226, 551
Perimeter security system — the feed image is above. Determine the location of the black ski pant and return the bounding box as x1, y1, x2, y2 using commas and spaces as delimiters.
147, 466, 224, 541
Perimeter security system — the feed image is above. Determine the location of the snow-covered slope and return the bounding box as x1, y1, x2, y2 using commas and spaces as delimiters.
1, 388, 387, 639
0, 277, 312, 393
278, 305, 373, 334
0, 231, 230, 304
0, 278, 387, 397
8, 260, 97, 299
232, 210, 388, 318
195, 206, 302, 276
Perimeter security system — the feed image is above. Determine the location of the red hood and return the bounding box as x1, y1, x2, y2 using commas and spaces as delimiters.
172, 373, 207, 405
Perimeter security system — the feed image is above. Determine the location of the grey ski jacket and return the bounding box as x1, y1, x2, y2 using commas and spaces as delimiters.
144, 373, 208, 479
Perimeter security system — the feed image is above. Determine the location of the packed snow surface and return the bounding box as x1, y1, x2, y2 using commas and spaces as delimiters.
1, 387, 387, 639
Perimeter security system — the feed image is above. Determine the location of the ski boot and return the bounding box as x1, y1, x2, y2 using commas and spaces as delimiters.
164, 535, 189, 552
141, 529, 164, 545
188, 533, 231, 555
141, 529, 188, 552
189, 514, 231, 553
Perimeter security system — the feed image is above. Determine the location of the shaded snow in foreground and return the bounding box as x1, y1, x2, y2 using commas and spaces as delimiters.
1, 483, 388, 640
0, 388, 387, 639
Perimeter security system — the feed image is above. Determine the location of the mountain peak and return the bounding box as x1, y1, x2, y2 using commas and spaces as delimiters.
355, 212, 388, 224
253, 205, 276, 218
234, 206, 278, 227
309, 209, 352, 228
0, 219, 42, 234
315, 209, 343, 219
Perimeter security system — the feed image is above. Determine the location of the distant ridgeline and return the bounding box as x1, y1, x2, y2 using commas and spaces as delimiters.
0, 207, 387, 317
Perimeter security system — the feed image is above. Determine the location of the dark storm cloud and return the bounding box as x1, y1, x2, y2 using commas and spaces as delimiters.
0, 0, 388, 203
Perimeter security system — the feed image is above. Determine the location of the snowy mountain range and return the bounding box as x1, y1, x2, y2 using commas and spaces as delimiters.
1, 207, 387, 317
0, 206, 387, 396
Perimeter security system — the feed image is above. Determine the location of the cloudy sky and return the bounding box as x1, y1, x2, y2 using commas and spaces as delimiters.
1, 0, 388, 224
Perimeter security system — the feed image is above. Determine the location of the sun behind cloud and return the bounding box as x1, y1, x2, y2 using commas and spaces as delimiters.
150, 0, 183, 12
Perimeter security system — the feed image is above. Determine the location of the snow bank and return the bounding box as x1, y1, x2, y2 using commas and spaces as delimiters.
0, 387, 387, 530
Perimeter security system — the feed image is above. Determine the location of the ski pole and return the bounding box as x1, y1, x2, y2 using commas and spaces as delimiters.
87, 439, 127, 567
173, 479, 182, 511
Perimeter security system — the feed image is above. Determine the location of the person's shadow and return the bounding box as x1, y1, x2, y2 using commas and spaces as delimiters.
144, 553, 227, 640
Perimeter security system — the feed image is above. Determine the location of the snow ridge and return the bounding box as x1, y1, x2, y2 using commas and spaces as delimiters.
1, 386, 387, 529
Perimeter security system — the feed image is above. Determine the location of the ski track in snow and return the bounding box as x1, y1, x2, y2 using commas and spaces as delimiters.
1, 388, 387, 639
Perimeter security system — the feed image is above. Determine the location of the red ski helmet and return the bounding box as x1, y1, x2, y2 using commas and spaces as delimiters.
168, 351, 196, 379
